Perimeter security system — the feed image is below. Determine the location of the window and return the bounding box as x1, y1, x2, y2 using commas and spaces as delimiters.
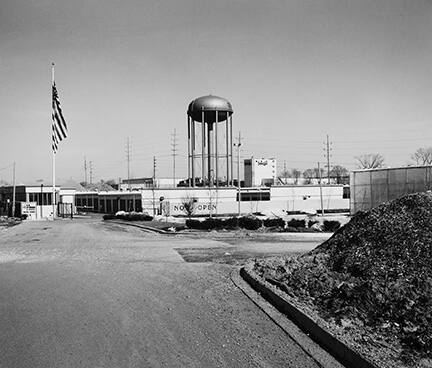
100, 199, 105, 213
29, 192, 52, 205
343, 186, 350, 199
106, 199, 112, 213
236, 191, 270, 201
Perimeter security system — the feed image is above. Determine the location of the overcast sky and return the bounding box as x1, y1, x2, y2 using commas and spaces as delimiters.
1, 0, 432, 185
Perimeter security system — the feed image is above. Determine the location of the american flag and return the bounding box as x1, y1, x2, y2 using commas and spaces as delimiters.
52, 82, 68, 153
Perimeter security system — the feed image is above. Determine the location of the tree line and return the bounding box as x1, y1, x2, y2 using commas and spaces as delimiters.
280, 147, 432, 183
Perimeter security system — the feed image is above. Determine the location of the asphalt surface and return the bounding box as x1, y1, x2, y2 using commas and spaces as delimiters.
0, 217, 330, 368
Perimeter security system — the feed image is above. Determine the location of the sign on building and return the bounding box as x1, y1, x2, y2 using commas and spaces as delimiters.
21, 202, 37, 220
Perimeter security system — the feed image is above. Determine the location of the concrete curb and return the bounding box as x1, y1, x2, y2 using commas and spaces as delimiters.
230, 269, 345, 368
105, 220, 176, 235
240, 266, 378, 368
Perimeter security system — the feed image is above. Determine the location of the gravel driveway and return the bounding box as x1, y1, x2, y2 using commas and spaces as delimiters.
0, 217, 328, 368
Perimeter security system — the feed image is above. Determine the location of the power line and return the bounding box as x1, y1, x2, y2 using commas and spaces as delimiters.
0, 163, 14, 172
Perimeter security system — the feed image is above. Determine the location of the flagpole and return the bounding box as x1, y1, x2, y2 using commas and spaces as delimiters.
52, 62, 56, 219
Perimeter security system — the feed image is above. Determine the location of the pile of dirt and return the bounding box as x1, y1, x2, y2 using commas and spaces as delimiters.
253, 192, 432, 367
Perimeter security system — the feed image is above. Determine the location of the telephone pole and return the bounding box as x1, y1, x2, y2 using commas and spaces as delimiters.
233, 132, 242, 216
324, 134, 332, 184
84, 156, 88, 184
12, 162, 16, 217
284, 160, 287, 184
126, 137, 131, 191
152, 156, 156, 215
318, 162, 324, 216
89, 161, 93, 185
171, 129, 178, 187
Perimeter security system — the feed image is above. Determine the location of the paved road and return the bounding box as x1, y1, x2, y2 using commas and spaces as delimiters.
0, 218, 328, 368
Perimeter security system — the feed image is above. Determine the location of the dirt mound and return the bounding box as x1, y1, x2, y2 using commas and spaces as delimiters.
254, 192, 432, 366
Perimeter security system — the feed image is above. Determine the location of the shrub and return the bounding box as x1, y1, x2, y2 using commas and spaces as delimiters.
123, 213, 153, 221
308, 219, 318, 228
287, 219, 306, 228
238, 216, 262, 230
223, 217, 239, 229
200, 218, 224, 230
103, 214, 116, 220
323, 220, 341, 232
263, 218, 285, 228
108, 213, 153, 221
186, 219, 202, 229
186, 216, 262, 231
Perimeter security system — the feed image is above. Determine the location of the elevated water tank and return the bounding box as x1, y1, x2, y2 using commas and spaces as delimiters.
187, 95, 233, 123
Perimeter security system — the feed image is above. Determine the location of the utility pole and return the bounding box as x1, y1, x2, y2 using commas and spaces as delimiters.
171, 129, 178, 188
126, 137, 131, 191
152, 156, 156, 215
284, 160, 287, 184
318, 162, 324, 217
233, 132, 242, 216
324, 134, 332, 184
89, 161, 93, 185
12, 162, 16, 217
84, 156, 87, 184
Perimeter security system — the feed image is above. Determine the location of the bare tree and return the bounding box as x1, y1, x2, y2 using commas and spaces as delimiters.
355, 153, 385, 169
330, 165, 349, 184
303, 169, 315, 184
313, 167, 325, 179
411, 147, 432, 165
291, 169, 301, 184
278, 169, 290, 184
303, 167, 325, 183
181, 195, 197, 218
278, 168, 302, 184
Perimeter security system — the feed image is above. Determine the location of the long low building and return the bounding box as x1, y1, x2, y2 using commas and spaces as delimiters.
76, 185, 349, 216
1, 183, 349, 219
0, 185, 75, 219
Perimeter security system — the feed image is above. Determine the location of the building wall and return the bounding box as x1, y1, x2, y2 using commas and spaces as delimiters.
350, 166, 432, 214
141, 185, 348, 216
270, 185, 348, 213
141, 187, 238, 216
244, 158, 277, 187
76, 191, 142, 213
74, 185, 349, 216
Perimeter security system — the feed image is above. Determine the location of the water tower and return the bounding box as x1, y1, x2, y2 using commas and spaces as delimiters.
187, 95, 234, 187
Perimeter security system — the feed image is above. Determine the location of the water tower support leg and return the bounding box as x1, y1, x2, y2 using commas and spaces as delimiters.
192, 119, 195, 187
187, 116, 191, 187
226, 117, 229, 186
215, 111, 218, 188
230, 115, 233, 186
207, 124, 212, 186
202, 109, 206, 185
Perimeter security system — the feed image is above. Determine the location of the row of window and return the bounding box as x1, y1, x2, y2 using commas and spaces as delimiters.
29, 193, 53, 205
76, 197, 96, 207
236, 192, 270, 201
75, 196, 142, 213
